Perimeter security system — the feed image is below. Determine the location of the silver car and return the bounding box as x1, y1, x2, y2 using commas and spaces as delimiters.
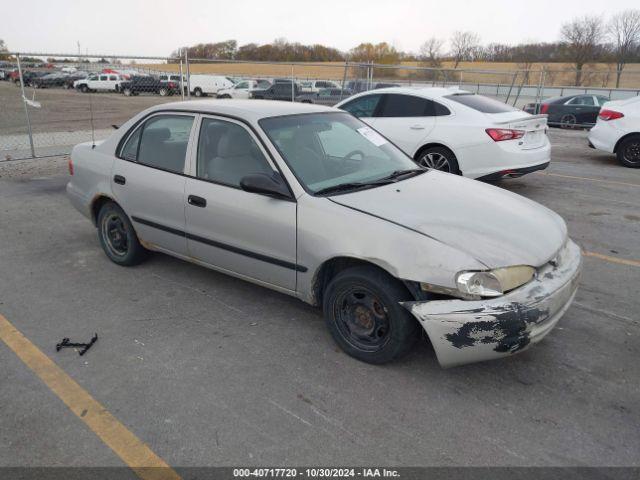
67, 100, 581, 367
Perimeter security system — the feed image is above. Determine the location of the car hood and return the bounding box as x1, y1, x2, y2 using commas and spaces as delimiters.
329, 171, 567, 269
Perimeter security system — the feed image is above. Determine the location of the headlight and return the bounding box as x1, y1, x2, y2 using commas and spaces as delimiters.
455, 266, 535, 298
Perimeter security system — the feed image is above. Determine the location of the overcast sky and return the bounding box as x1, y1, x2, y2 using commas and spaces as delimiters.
3, 0, 637, 57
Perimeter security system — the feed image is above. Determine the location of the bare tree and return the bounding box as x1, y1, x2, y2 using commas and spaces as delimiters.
608, 9, 640, 87
419, 37, 444, 67
0, 39, 9, 61
450, 31, 480, 68
560, 15, 605, 86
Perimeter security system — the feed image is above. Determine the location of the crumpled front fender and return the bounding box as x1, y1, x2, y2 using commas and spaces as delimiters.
402, 239, 582, 368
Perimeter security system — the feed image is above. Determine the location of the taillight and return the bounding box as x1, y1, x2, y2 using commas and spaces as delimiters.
67, 156, 74, 175
486, 128, 525, 142
599, 109, 624, 121
540, 104, 549, 114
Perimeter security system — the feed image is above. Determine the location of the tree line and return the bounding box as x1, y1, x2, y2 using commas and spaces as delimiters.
172, 9, 640, 87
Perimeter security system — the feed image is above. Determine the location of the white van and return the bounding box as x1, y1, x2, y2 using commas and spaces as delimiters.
188, 75, 235, 97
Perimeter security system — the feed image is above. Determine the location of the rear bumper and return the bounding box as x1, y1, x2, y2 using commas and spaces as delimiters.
402, 239, 582, 368
588, 123, 618, 154
477, 161, 549, 181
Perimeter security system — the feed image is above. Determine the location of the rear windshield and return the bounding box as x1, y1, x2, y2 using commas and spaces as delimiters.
444, 93, 517, 113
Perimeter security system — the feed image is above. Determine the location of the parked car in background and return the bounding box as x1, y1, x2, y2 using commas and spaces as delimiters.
119, 76, 180, 96
299, 80, 341, 93
524, 94, 610, 128
67, 99, 581, 368
250, 82, 301, 100
189, 74, 235, 97
30, 72, 69, 88
588, 96, 640, 168
159, 74, 185, 89
63, 72, 89, 89
297, 88, 353, 106
336, 87, 550, 180
74, 73, 124, 93
216, 79, 272, 99
346, 80, 401, 93
10, 70, 48, 85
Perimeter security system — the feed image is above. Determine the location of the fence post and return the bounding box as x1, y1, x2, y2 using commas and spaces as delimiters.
505, 71, 517, 105
185, 49, 191, 99
179, 57, 185, 101
16, 54, 36, 158
339, 61, 348, 101
291, 64, 294, 102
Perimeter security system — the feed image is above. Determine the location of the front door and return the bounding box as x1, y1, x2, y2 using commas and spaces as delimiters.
372, 94, 437, 156
111, 113, 196, 256
184, 116, 298, 291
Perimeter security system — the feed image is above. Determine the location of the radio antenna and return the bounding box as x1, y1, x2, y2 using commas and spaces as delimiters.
88, 91, 96, 149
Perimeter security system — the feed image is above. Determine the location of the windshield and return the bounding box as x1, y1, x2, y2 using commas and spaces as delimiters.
260, 112, 420, 194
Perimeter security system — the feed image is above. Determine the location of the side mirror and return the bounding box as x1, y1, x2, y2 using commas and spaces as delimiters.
240, 172, 292, 199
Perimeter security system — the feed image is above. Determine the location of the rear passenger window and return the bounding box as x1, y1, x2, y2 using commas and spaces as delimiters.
196, 118, 273, 187
444, 93, 517, 113
121, 115, 194, 173
378, 94, 430, 117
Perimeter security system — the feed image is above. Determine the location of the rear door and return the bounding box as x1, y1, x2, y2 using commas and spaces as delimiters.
371, 94, 437, 156
111, 113, 196, 255
184, 116, 297, 290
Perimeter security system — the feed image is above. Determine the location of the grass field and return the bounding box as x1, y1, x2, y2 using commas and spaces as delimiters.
139, 61, 640, 89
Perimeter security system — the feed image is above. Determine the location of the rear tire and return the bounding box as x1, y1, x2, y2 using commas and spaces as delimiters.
122, 87, 132, 97
97, 202, 148, 266
322, 266, 419, 364
616, 135, 640, 168
158, 87, 168, 96
560, 114, 577, 129
415, 146, 460, 175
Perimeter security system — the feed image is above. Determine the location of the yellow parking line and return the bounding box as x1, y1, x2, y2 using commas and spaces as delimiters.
583, 250, 640, 268
535, 171, 640, 188
0, 314, 181, 480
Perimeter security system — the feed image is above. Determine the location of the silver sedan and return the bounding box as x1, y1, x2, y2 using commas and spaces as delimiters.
67, 100, 581, 367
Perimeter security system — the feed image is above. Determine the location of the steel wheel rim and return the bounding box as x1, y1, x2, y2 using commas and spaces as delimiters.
419, 152, 451, 172
102, 213, 128, 257
334, 286, 391, 352
623, 141, 640, 164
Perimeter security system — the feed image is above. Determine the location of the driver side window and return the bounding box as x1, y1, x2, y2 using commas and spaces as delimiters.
340, 94, 381, 118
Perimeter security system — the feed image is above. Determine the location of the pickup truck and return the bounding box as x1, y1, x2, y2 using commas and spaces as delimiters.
250, 82, 301, 101
296, 88, 353, 106
119, 76, 180, 96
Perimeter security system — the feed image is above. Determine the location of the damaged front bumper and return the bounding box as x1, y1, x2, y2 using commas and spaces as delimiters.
402, 239, 582, 368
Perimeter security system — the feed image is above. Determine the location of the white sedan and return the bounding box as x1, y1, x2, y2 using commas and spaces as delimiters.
588, 96, 640, 168
335, 87, 551, 180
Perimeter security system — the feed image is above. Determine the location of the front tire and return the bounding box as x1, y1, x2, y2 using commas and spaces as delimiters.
616, 135, 640, 168
193, 88, 204, 97
97, 202, 148, 266
322, 266, 419, 364
158, 87, 168, 96
80, 84, 89, 93
415, 146, 460, 174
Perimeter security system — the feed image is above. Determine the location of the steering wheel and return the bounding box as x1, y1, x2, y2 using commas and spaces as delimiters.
344, 149, 365, 161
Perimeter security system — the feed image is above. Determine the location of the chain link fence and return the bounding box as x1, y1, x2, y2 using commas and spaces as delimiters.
2, 51, 640, 160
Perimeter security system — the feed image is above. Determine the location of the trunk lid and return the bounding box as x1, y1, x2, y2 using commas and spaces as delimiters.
487, 112, 548, 150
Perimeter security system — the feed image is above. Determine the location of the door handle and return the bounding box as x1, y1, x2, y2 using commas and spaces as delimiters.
113, 175, 126, 185
188, 195, 207, 208
410, 125, 426, 130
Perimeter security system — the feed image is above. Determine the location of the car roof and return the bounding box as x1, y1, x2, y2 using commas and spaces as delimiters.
147, 99, 338, 120
343, 86, 471, 101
